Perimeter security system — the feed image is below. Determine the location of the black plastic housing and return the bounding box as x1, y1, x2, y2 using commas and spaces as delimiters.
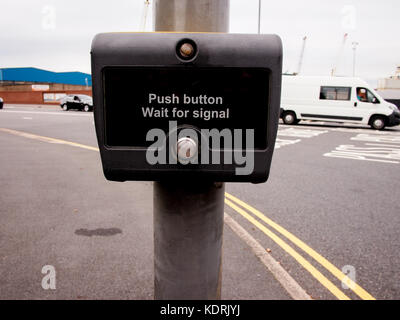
91, 32, 282, 183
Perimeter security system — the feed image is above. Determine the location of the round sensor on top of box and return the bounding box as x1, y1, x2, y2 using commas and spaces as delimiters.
176, 39, 198, 62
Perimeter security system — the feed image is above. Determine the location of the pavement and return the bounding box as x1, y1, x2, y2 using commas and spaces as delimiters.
0, 104, 399, 300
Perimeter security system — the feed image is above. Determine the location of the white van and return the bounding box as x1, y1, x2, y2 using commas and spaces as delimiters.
280, 76, 400, 130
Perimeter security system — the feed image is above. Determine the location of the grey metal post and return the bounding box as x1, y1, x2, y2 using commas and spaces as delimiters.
352, 41, 359, 77
153, 0, 229, 33
258, 0, 262, 34
153, 0, 229, 300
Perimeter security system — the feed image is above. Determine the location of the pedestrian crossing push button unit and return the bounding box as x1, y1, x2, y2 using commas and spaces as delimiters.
91, 32, 283, 183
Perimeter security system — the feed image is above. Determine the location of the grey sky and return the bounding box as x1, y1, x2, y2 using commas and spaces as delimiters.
1, 0, 399, 86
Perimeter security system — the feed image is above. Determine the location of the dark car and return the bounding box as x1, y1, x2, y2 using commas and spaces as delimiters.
60, 94, 93, 112
0, 97, 3, 109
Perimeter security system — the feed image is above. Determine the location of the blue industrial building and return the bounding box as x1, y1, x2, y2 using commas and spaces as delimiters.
0, 67, 92, 86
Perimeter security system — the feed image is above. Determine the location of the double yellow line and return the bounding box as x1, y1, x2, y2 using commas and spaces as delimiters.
225, 192, 375, 300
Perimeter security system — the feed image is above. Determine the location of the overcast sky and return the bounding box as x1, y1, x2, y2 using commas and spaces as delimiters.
1, 0, 399, 86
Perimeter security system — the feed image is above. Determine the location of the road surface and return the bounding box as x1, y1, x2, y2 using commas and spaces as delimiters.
0, 104, 399, 300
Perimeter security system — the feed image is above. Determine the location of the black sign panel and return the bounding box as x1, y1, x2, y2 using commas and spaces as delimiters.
91, 32, 282, 183
103, 67, 270, 149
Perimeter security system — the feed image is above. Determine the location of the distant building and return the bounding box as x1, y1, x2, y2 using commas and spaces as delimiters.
376, 66, 400, 108
0, 67, 92, 105
378, 66, 400, 90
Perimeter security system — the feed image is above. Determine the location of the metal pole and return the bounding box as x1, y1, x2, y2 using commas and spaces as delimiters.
154, 0, 229, 32
295, 36, 307, 75
352, 41, 358, 77
140, 0, 150, 31
258, 0, 261, 34
153, 0, 229, 300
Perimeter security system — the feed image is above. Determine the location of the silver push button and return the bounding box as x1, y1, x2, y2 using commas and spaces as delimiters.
176, 137, 197, 164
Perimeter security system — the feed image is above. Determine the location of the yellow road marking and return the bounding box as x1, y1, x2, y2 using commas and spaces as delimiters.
0, 128, 99, 152
225, 199, 350, 300
224, 212, 312, 300
225, 192, 376, 300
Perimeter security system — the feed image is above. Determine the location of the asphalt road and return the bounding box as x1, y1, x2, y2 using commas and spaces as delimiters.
0, 104, 399, 300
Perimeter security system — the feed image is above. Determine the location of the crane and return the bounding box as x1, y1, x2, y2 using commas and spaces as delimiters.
331, 33, 348, 76
294, 36, 307, 75
140, 0, 151, 31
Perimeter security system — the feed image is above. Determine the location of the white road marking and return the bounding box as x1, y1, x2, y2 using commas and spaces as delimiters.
278, 127, 328, 138
0, 110, 92, 117
275, 138, 301, 149
275, 128, 327, 150
323, 151, 398, 164
324, 132, 400, 164
280, 123, 400, 135
365, 143, 400, 148
224, 213, 311, 300
22, 117, 33, 120
350, 133, 400, 144
331, 128, 393, 134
